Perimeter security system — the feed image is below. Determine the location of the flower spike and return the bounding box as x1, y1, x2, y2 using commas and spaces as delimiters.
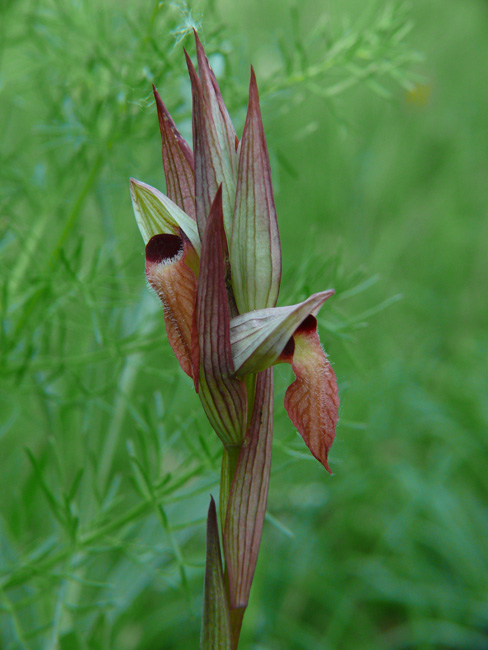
130, 33, 340, 647
131, 32, 339, 467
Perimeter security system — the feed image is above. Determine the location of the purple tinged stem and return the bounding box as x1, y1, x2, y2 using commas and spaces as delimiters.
224, 367, 274, 609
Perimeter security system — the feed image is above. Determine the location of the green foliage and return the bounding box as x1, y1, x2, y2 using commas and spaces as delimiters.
1, 0, 487, 649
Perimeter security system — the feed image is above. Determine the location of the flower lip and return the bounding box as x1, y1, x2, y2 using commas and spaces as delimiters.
145, 233, 183, 266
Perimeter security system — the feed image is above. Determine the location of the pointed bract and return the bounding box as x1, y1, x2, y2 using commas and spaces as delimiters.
130, 178, 200, 254
281, 316, 339, 473
194, 31, 238, 177
195, 187, 247, 447
153, 86, 196, 220
230, 290, 334, 376
145, 233, 198, 378
224, 368, 274, 609
186, 50, 237, 241
231, 68, 281, 313
200, 497, 232, 650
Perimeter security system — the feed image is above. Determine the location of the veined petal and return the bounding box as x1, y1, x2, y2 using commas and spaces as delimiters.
281, 315, 339, 473
130, 178, 200, 254
185, 50, 237, 241
230, 290, 334, 376
153, 86, 196, 220
195, 187, 247, 447
194, 31, 238, 178
200, 497, 232, 650
145, 233, 198, 378
224, 368, 274, 609
231, 68, 281, 313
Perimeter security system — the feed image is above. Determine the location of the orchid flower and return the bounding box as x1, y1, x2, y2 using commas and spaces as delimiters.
130, 32, 339, 649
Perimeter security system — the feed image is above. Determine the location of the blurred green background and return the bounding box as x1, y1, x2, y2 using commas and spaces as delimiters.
1, 0, 487, 648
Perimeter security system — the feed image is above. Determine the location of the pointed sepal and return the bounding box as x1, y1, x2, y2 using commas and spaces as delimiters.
282, 315, 339, 473
130, 178, 200, 253
194, 32, 238, 173
224, 367, 274, 609
195, 186, 247, 447
200, 497, 232, 650
230, 290, 334, 376
185, 50, 237, 240
145, 233, 198, 378
231, 68, 281, 313
153, 86, 196, 220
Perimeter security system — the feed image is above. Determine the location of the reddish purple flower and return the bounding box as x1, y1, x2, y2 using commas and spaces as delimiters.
130, 33, 339, 471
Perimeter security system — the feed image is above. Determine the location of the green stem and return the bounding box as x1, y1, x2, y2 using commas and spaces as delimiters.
220, 446, 245, 650
230, 608, 245, 650
220, 446, 244, 649
219, 445, 241, 533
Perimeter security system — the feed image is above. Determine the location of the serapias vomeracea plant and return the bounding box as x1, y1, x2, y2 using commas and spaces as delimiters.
130, 31, 339, 650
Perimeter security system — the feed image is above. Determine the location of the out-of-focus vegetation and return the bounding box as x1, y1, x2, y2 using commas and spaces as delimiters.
1, 0, 487, 648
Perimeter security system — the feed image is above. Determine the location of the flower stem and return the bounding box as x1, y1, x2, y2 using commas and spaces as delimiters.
230, 607, 245, 650
218, 374, 259, 648
220, 446, 245, 648
220, 445, 241, 532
